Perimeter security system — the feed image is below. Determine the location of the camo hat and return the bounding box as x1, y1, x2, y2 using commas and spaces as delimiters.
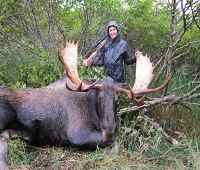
106, 20, 120, 36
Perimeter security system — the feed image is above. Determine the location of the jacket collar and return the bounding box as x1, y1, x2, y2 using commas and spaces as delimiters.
108, 35, 121, 47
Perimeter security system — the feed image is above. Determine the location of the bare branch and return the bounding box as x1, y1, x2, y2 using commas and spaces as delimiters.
119, 83, 200, 115
172, 47, 191, 61
28, 0, 48, 49
144, 116, 179, 145
175, 41, 191, 53
181, 0, 187, 32
190, 0, 200, 30
118, 95, 177, 115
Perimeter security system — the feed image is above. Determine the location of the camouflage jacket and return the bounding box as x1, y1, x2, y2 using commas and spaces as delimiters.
91, 36, 135, 82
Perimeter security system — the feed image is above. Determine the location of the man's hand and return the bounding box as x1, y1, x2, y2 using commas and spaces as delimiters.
135, 49, 141, 56
83, 58, 92, 66
132, 49, 141, 62
83, 50, 97, 66
134, 49, 142, 59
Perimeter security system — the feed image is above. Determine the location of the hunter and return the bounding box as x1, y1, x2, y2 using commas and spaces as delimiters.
83, 20, 137, 83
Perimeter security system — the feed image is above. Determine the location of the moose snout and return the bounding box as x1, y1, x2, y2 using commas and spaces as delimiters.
101, 124, 116, 145
101, 123, 116, 135
102, 129, 115, 145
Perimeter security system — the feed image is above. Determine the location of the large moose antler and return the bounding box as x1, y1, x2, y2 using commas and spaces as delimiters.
59, 42, 81, 89
59, 41, 170, 100
131, 51, 170, 96
59, 42, 98, 91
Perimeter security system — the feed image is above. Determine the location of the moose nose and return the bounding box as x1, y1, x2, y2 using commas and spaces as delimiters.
102, 124, 116, 134
102, 129, 116, 145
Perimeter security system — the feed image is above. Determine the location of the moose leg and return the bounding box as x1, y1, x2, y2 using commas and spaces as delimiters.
0, 131, 9, 170
69, 128, 112, 149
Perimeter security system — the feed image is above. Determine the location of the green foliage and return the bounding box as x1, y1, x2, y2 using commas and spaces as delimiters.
0, 65, 12, 86
79, 58, 105, 80
119, 115, 164, 153
180, 25, 200, 64
0, 51, 63, 88
126, 0, 170, 54
58, 8, 81, 40
15, 55, 63, 88
0, 0, 20, 18
8, 138, 38, 166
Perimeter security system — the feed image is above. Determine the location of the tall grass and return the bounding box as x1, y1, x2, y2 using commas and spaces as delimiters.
7, 116, 200, 169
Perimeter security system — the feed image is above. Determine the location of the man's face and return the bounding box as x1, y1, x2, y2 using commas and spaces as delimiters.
108, 26, 118, 40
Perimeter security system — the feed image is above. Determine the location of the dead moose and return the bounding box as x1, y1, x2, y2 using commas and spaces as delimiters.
0, 42, 170, 166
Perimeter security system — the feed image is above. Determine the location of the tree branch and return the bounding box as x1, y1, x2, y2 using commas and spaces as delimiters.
118, 83, 200, 115
118, 95, 177, 115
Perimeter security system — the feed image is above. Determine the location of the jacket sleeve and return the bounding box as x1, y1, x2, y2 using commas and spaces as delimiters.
123, 48, 136, 65
91, 48, 104, 66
